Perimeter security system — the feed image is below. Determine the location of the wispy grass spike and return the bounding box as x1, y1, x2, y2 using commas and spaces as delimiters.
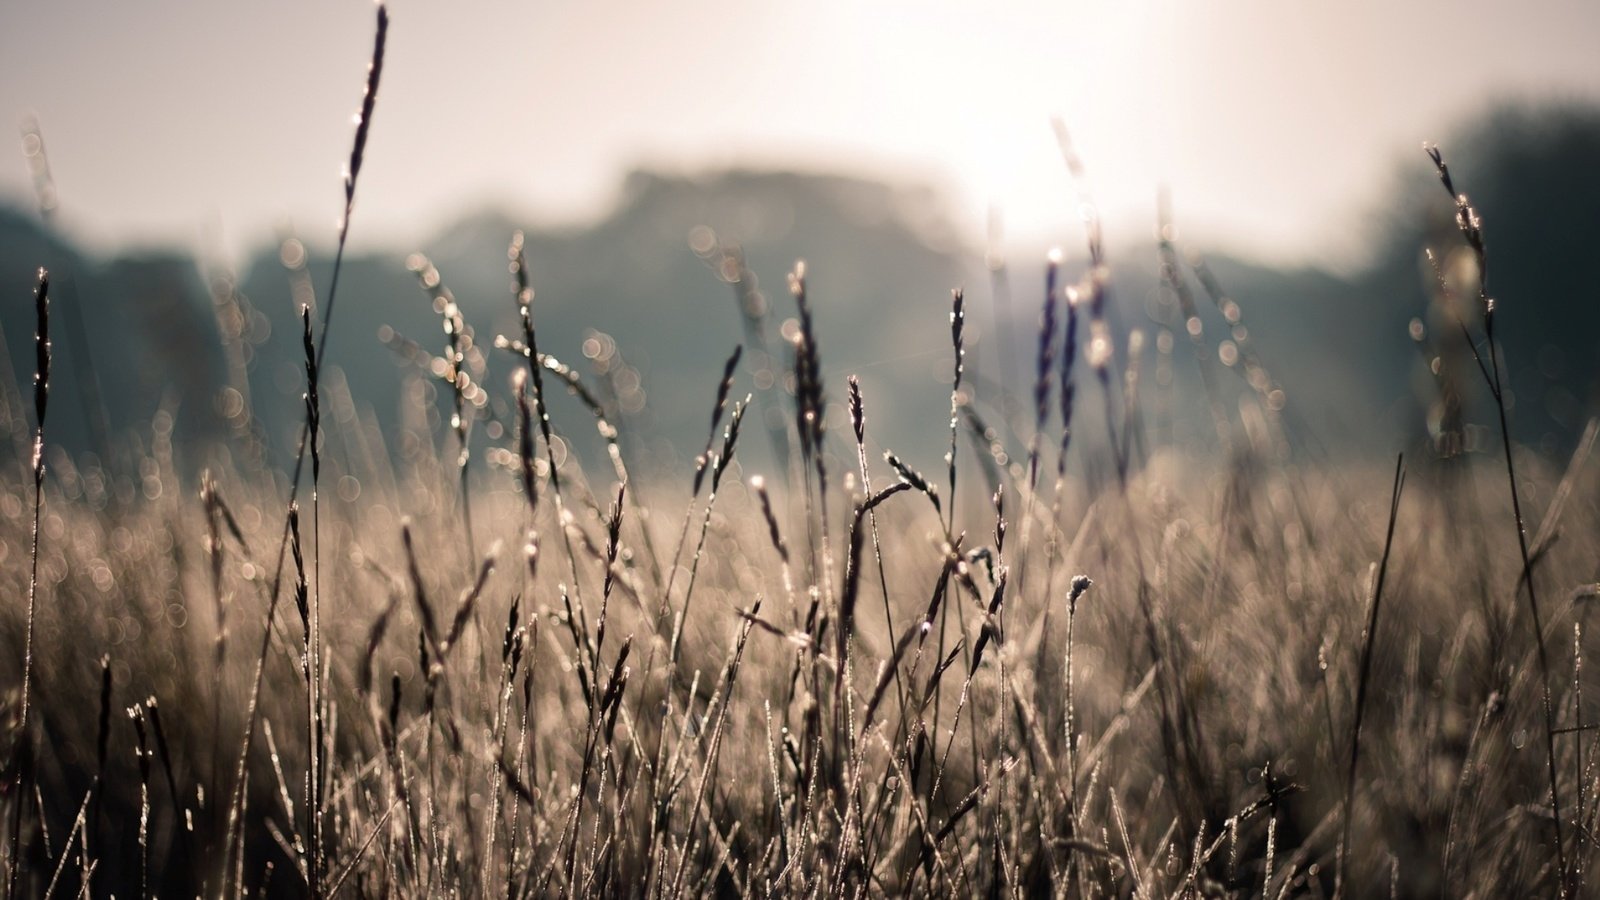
1338, 454, 1406, 897
1425, 141, 1567, 886
301, 308, 321, 486
31, 269, 49, 440
344, 4, 388, 211
946, 289, 964, 530
884, 450, 940, 516
318, 2, 388, 363
694, 345, 743, 496
9, 268, 48, 898
1057, 286, 1079, 473
513, 368, 538, 515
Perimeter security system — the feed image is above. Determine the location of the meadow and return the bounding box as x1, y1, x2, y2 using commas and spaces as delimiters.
3, 7, 1599, 897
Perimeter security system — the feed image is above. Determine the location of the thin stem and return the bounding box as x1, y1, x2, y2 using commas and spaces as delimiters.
1338, 454, 1405, 897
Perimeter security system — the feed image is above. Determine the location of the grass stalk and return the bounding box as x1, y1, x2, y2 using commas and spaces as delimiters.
1425, 143, 1568, 885
226, 10, 386, 886
1337, 453, 1405, 896
7, 268, 48, 898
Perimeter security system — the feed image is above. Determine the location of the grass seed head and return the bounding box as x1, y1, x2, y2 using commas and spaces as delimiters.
344, 4, 388, 210
31, 268, 49, 436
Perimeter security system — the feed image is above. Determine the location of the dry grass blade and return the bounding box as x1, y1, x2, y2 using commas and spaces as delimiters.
444, 548, 497, 654
128, 704, 152, 899
788, 261, 827, 501
1338, 453, 1405, 897
41, 790, 91, 900
862, 620, 927, 733
669, 600, 761, 899
737, 609, 815, 651
344, 5, 387, 209
946, 288, 964, 531
695, 345, 743, 496
751, 475, 789, 566
326, 802, 396, 896
8, 268, 48, 899
664, 347, 745, 627
1425, 142, 1568, 885
402, 521, 441, 658
839, 482, 913, 666
884, 450, 940, 516
968, 566, 1009, 674
18, 268, 49, 737
318, 2, 388, 358
669, 396, 750, 665
1029, 253, 1059, 494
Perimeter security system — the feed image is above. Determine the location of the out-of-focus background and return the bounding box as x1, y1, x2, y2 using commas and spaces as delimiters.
1, 0, 1597, 477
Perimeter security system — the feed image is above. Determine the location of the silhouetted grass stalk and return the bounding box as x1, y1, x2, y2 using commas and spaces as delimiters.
228, 10, 385, 887
270, 0, 387, 574
1035, 284, 1081, 675
847, 376, 909, 734
668, 604, 758, 899
130, 704, 151, 900
7, 268, 48, 897
1425, 142, 1568, 883
508, 234, 588, 632
1063, 574, 1092, 867
661, 345, 742, 630
669, 396, 750, 665
1015, 253, 1059, 606
300, 307, 327, 896
787, 262, 833, 609
945, 289, 964, 534
317, 3, 386, 363
1052, 119, 1126, 487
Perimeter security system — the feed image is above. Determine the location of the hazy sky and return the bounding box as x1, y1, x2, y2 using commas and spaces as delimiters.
2, 0, 1597, 267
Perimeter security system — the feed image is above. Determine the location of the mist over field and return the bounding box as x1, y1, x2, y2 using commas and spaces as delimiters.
3, 102, 1598, 486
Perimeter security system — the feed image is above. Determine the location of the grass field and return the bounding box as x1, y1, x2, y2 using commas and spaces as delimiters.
4, 8, 1600, 898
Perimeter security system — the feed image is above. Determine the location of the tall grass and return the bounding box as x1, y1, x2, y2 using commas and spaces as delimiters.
6, 268, 47, 898
1425, 141, 1571, 889
4, 19, 1600, 897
